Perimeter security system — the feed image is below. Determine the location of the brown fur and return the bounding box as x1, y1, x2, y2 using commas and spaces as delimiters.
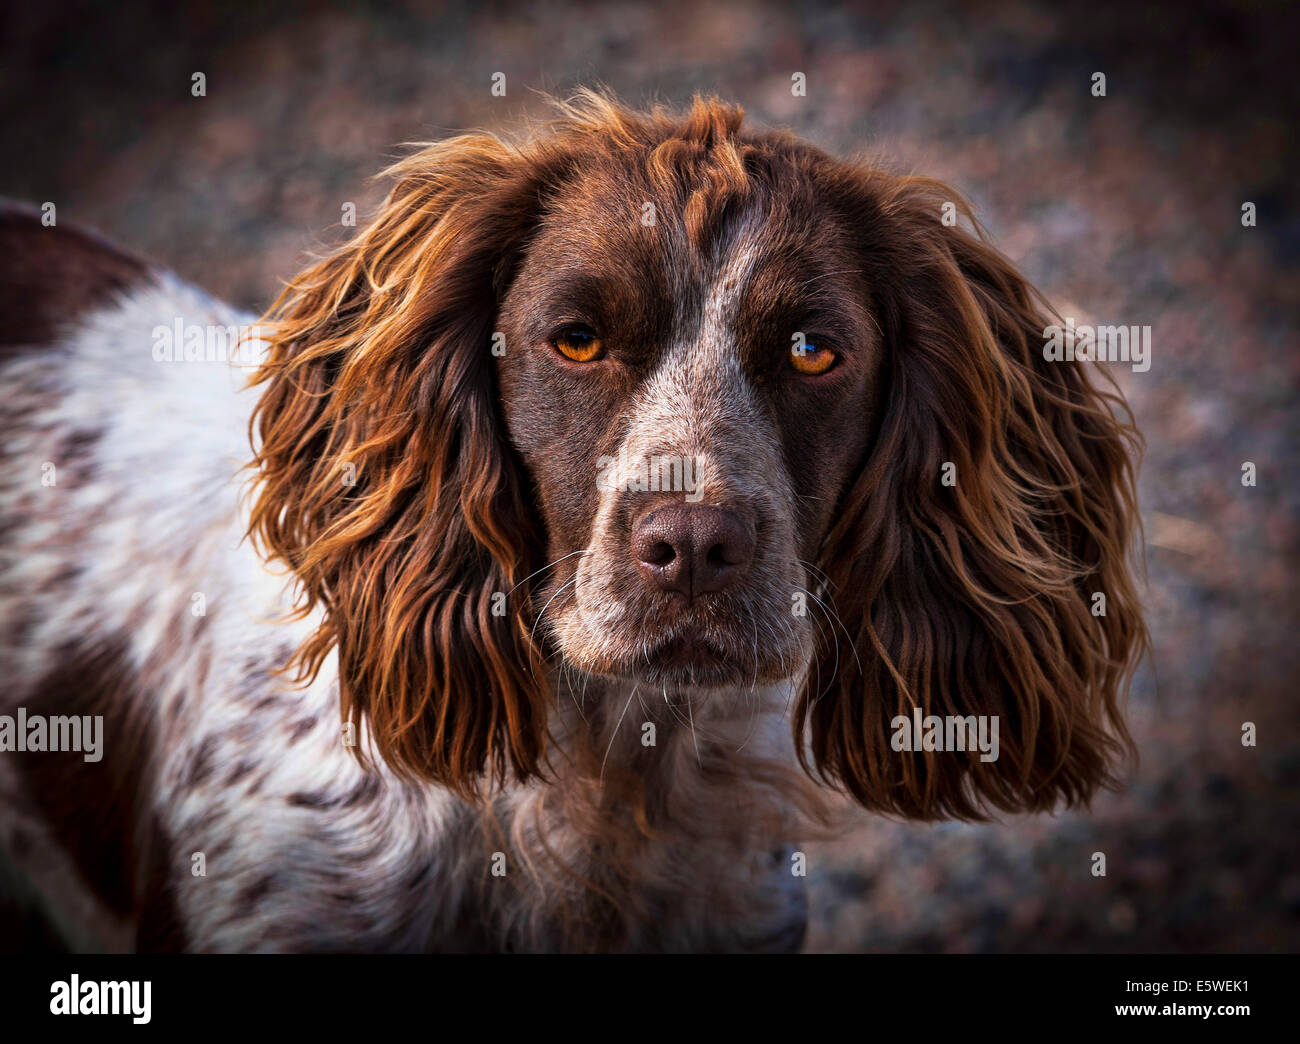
0, 201, 151, 356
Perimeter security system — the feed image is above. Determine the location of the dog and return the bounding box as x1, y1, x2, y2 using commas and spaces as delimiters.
0, 92, 1146, 952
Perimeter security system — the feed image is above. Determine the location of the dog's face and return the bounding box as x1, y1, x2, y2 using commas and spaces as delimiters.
250, 94, 1145, 816
495, 161, 880, 689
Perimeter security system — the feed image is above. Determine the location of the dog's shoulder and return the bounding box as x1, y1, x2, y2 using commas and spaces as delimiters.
0, 200, 157, 355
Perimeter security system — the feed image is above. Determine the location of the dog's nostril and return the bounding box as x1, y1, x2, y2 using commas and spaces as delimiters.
705, 541, 732, 567
646, 541, 675, 566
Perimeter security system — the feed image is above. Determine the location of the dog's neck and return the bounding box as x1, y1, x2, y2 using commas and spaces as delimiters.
548, 671, 804, 799
471, 671, 830, 951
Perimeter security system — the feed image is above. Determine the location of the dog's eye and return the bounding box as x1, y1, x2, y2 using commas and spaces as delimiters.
552, 326, 605, 363
788, 341, 837, 375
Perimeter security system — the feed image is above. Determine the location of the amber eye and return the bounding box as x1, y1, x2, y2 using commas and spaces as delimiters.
552, 326, 605, 363
788, 341, 837, 375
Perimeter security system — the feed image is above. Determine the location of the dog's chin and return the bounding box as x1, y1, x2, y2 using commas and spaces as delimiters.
634, 633, 751, 689
563, 630, 801, 692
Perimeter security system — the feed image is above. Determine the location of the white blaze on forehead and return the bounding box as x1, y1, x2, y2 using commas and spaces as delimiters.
693, 216, 767, 376
614, 216, 771, 494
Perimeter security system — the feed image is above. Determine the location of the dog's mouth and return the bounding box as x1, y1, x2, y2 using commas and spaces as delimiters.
548, 559, 813, 691
583, 625, 798, 690
639, 632, 737, 686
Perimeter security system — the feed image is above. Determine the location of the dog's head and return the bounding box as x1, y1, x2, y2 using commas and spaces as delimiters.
251, 93, 1145, 817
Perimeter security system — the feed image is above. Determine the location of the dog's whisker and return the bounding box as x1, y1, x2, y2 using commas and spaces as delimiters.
528, 574, 579, 656
598, 683, 638, 785
686, 692, 702, 770
508, 548, 591, 598
799, 585, 863, 681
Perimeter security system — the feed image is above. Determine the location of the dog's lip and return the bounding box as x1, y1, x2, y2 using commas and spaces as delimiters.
574, 623, 800, 689
646, 632, 732, 671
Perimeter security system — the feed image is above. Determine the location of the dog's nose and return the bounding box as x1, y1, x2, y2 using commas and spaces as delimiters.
631, 504, 755, 601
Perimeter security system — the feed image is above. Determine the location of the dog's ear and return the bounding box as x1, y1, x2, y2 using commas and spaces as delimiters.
249, 135, 556, 795
800, 172, 1146, 818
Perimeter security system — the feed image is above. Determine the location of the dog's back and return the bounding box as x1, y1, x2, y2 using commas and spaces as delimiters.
0, 205, 250, 948
0, 206, 452, 952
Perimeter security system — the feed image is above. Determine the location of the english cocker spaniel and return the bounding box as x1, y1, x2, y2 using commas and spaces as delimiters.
0, 92, 1145, 952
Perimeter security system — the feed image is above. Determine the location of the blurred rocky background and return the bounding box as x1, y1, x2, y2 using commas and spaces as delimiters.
2, 0, 1296, 951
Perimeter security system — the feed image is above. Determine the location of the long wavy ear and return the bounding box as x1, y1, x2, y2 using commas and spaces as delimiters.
248, 134, 555, 794
802, 172, 1147, 819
